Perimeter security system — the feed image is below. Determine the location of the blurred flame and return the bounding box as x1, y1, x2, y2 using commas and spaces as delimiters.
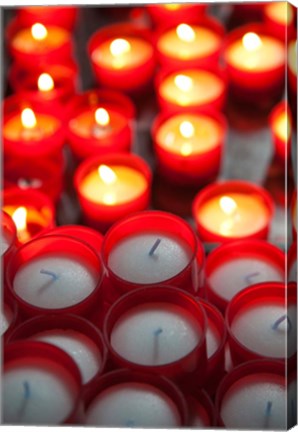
174, 74, 193, 92
95, 108, 110, 127
21, 108, 37, 129
219, 196, 238, 215
31, 23, 48, 41
38, 73, 54, 92
176, 24, 196, 42
12, 207, 27, 233
242, 32, 262, 51
98, 165, 117, 185
110, 38, 131, 57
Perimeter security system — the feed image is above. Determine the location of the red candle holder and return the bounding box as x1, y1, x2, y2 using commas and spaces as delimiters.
103, 286, 207, 384
223, 23, 285, 107
287, 40, 297, 125
3, 340, 83, 425
225, 282, 296, 367
155, 65, 227, 114
3, 95, 65, 164
66, 89, 135, 161
183, 388, 216, 427
6, 17, 74, 68
215, 359, 286, 428
84, 368, 188, 427
290, 189, 297, 241
3, 188, 56, 244
88, 23, 156, 94
263, 2, 295, 41
287, 241, 296, 283
74, 153, 152, 233
269, 101, 292, 166
146, 3, 208, 27
17, 6, 78, 30
6, 234, 104, 320
2, 211, 18, 268
4, 158, 64, 204
102, 210, 205, 300
2, 294, 18, 345
7, 314, 108, 389
152, 108, 227, 186
155, 17, 224, 70
192, 180, 274, 243
205, 240, 286, 313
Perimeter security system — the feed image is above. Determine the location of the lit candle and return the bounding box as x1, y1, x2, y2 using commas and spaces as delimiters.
157, 68, 226, 113
264, 2, 295, 40
269, 101, 292, 164
12, 206, 30, 243
17, 7, 78, 30
147, 3, 207, 26
288, 40, 297, 80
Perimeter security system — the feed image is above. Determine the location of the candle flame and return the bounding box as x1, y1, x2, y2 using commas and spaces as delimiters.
110, 38, 131, 57
21, 108, 37, 129
219, 196, 238, 215
12, 207, 27, 233
37, 73, 54, 92
176, 24, 196, 43
242, 32, 263, 52
276, 111, 291, 142
95, 108, 110, 127
179, 120, 194, 138
98, 165, 117, 185
31, 23, 48, 41
174, 74, 193, 92
164, 4, 181, 10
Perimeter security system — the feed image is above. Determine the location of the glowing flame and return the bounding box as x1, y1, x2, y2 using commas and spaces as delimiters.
242, 32, 262, 52
12, 207, 27, 233
174, 74, 193, 92
95, 108, 110, 127
179, 121, 194, 138
38, 73, 54, 92
181, 143, 193, 156
110, 38, 131, 57
276, 111, 291, 142
31, 23, 48, 41
21, 108, 37, 129
176, 24, 196, 43
219, 196, 238, 215
164, 4, 181, 10
98, 165, 117, 185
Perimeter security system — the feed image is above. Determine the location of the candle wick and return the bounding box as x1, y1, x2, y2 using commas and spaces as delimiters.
40, 269, 59, 281
265, 401, 272, 416
149, 239, 162, 256
23, 381, 31, 400
154, 327, 163, 337
124, 419, 135, 427
271, 314, 292, 333
152, 327, 163, 365
244, 271, 260, 285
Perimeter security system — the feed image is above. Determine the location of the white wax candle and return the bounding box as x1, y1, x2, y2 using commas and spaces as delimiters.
108, 232, 192, 284
220, 373, 286, 429
13, 253, 98, 309
188, 396, 210, 427
110, 302, 201, 366
209, 257, 284, 302
32, 329, 102, 384
85, 382, 181, 427
1, 305, 13, 336
231, 303, 296, 358
3, 357, 78, 425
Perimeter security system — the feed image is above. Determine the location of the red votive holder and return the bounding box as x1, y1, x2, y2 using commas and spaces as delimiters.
102, 210, 205, 300
291, 189, 297, 241
287, 40, 297, 125
147, 3, 208, 27
205, 240, 286, 313
17, 6, 78, 30
6, 18, 74, 68
183, 388, 216, 427
287, 241, 297, 283
103, 286, 207, 384
156, 65, 227, 114
4, 158, 64, 204
83, 369, 188, 427
155, 17, 224, 70
192, 180, 274, 243
3, 95, 65, 164
3, 188, 56, 244
3, 340, 83, 425
269, 101, 292, 166
225, 282, 296, 367
263, 2, 295, 41
74, 153, 152, 233
88, 23, 156, 94
152, 108, 227, 186
2, 294, 18, 344
2, 211, 18, 268
215, 359, 286, 429
6, 234, 104, 320
7, 314, 108, 389
223, 23, 285, 106
66, 89, 135, 161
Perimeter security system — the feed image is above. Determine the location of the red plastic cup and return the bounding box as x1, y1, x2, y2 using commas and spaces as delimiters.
146, 3, 208, 27
2, 294, 18, 344
184, 388, 216, 427
2, 211, 18, 268
17, 6, 78, 30
269, 100, 292, 166
287, 241, 297, 283
263, 2, 295, 41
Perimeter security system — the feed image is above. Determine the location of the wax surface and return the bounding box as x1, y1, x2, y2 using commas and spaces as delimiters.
80, 165, 147, 206
226, 36, 284, 72
85, 382, 181, 427
1, 229, 11, 255
13, 253, 99, 309
111, 302, 201, 365
33, 329, 102, 384
92, 37, 153, 70
220, 373, 286, 429
231, 302, 296, 358
108, 232, 193, 283
1, 305, 13, 336
12, 26, 69, 53
157, 26, 220, 60
69, 109, 127, 138
160, 70, 224, 107
156, 113, 222, 155
4, 114, 60, 141
3, 358, 77, 425
209, 257, 284, 302
197, 193, 269, 237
